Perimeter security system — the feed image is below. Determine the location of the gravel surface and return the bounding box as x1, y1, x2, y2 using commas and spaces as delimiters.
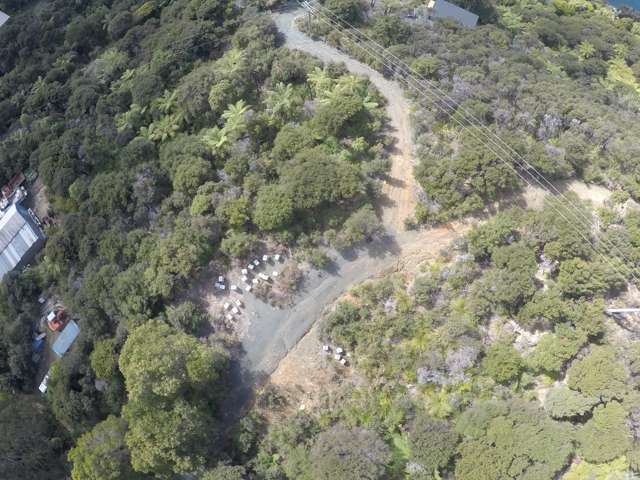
239, 6, 421, 374
222, 7, 469, 421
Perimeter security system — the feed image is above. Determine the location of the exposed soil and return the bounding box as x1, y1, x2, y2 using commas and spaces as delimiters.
380, 76, 419, 233
27, 177, 50, 220
268, 323, 349, 414
522, 179, 612, 210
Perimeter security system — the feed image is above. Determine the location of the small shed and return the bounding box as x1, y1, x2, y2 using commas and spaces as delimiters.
52, 320, 80, 357
0, 11, 9, 28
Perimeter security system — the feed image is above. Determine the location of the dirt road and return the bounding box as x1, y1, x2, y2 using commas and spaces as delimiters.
233, 8, 466, 375
273, 8, 418, 233
263, 6, 624, 413
217, 8, 469, 416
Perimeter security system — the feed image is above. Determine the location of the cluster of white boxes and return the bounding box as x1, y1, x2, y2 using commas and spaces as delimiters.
218, 253, 284, 321
241, 254, 281, 293
214, 275, 226, 290
323, 344, 348, 366
223, 298, 243, 320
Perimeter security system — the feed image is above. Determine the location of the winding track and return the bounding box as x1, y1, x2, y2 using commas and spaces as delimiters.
230, 6, 468, 382
273, 7, 418, 233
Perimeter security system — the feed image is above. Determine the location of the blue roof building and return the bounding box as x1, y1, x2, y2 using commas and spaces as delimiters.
52, 320, 80, 357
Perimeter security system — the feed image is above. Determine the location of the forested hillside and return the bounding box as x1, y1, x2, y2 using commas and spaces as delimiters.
0, 0, 389, 477
251, 0, 640, 479
3, 0, 640, 478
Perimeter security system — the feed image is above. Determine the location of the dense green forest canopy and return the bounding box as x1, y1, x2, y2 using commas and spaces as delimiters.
3, 0, 640, 478
0, 0, 389, 476
0, 0, 388, 383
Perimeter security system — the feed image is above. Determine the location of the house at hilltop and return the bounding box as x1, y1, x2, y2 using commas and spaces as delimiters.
426, 0, 478, 27
404, 0, 478, 27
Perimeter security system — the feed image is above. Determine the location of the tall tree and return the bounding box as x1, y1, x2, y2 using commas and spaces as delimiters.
118, 321, 228, 476
309, 426, 391, 479
0, 394, 66, 480
68, 416, 142, 480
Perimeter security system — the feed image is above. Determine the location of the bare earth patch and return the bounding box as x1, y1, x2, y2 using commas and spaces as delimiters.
523, 179, 612, 210
268, 323, 351, 414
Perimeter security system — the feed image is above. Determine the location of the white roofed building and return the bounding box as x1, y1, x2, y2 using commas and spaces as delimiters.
0, 11, 9, 28
0, 204, 46, 280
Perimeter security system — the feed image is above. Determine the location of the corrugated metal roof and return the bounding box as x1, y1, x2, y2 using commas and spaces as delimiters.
432, 0, 478, 27
0, 11, 8, 27
52, 320, 80, 357
0, 204, 46, 279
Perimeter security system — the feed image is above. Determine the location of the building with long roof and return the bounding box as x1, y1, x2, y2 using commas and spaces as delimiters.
426, 0, 478, 27
0, 204, 46, 280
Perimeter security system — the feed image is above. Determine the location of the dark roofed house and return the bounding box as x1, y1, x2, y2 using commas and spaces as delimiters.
0, 11, 9, 27
0, 204, 46, 280
427, 0, 478, 27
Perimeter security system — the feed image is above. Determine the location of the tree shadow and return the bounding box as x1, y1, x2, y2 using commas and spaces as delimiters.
384, 175, 406, 189
220, 351, 263, 429
366, 232, 402, 258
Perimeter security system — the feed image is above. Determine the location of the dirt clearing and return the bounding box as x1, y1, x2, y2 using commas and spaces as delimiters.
523, 179, 612, 210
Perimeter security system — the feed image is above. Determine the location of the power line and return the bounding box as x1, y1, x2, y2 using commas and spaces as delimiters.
299, 0, 640, 286
304, 0, 639, 283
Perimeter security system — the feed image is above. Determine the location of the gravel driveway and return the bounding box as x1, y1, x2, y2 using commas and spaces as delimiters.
222, 6, 468, 421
